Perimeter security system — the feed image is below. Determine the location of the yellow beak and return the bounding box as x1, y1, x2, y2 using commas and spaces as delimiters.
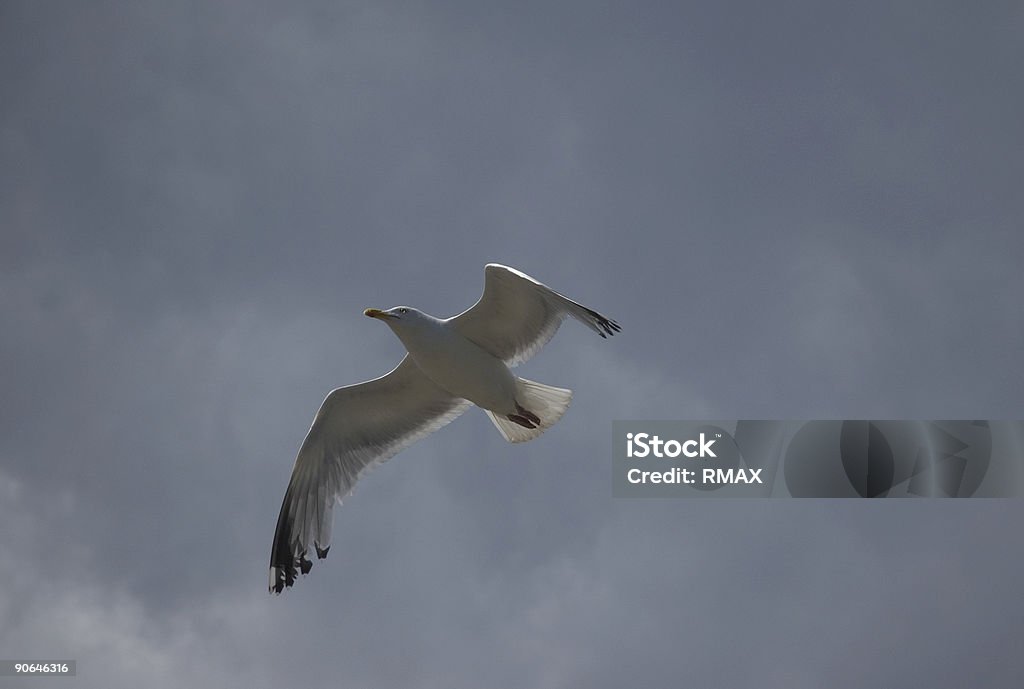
363, 308, 395, 320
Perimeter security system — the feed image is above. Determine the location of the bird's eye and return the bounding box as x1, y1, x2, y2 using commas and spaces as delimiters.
399, 308, 408, 314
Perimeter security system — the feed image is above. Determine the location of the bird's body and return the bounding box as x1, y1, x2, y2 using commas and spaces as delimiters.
384, 309, 517, 414
270, 263, 619, 593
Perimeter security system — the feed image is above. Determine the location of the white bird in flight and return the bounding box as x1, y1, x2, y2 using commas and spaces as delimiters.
270, 263, 620, 593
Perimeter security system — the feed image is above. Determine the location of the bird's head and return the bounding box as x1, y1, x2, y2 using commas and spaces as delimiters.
363, 306, 426, 329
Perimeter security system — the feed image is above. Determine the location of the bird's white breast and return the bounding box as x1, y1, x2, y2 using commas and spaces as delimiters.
396, 320, 517, 413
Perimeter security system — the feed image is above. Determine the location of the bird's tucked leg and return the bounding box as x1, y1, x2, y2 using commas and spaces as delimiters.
507, 414, 537, 429
507, 402, 541, 428
519, 404, 541, 425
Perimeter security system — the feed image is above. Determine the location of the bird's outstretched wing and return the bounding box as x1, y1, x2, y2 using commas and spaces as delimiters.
270, 356, 470, 593
449, 264, 620, 366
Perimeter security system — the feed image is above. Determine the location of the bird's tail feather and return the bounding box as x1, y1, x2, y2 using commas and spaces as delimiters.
486, 378, 573, 443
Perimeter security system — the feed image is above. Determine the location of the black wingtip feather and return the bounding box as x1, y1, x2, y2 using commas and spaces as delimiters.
270, 484, 318, 595
584, 306, 621, 338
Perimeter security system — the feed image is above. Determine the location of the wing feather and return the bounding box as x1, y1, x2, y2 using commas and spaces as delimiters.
270, 356, 470, 593
449, 264, 620, 366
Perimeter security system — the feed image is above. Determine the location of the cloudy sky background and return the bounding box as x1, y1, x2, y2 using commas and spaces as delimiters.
3, 1, 1023, 687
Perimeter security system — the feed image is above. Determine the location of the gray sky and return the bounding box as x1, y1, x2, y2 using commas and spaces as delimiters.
2, 1, 1023, 687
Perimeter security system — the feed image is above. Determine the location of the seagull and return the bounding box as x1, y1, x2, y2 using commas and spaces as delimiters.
270, 263, 620, 593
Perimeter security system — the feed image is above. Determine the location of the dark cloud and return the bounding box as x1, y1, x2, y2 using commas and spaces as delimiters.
2, 1, 1022, 687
